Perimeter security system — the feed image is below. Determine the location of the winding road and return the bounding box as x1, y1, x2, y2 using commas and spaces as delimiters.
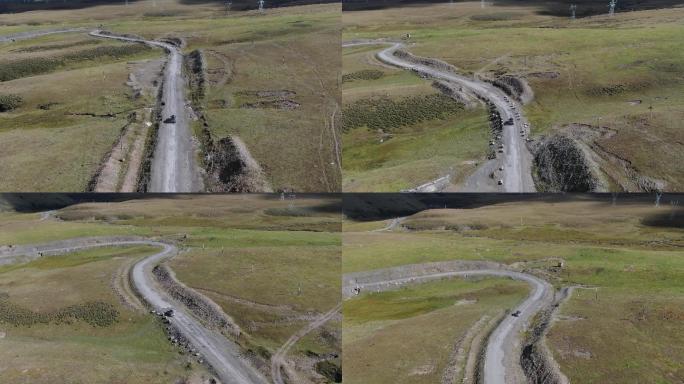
0, 237, 266, 384
343, 264, 555, 384
90, 31, 204, 193
342, 40, 536, 193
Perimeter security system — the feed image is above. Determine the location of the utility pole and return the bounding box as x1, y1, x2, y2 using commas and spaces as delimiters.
609, 0, 617, 16
570, 4, 577, 20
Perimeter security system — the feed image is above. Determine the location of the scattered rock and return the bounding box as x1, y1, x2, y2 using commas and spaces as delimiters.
409, 364, 435, 376
572, 349, 592, 359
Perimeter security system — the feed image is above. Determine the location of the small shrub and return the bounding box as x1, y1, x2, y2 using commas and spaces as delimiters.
0, 94, 23, 112
342, 69, 384, 83
315, 360, 342, 383
342, 93, 463, 132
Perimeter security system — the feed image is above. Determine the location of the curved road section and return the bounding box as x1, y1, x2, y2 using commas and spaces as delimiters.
342, 41, 536, 193
0, 237, 266, 384
90, 31, 204, 192
343, 264, 554, 384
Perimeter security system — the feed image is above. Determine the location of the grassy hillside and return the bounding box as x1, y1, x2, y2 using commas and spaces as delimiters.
344, 277, 527, 384
342, 44, 490, 191
0, 194, 341, 382
343, 197, 684, 383
0, 0, 341, 192
343, 2, 684, 191
0, 245, 209, 383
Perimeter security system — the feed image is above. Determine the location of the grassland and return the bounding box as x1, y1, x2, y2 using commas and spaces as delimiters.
343, 197, 684, 382
0, 245, 207, 383
0, 30, 161, 191
343, 2, 684, 191
1, 194, 341, 382
342, 44, 490, 191
344, 277, 527, 384
0, 0, 341, 192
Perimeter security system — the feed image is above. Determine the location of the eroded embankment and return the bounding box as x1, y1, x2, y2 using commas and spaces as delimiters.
184, 50, 271, 192
520, 288, 573, 384
152, 264, 241, 336
136, 65, 165, 192
531, 134, 599, 192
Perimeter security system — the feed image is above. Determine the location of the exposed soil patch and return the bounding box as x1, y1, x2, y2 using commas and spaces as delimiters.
204, 50, 234, 87
238, 90, 300, 110
37, 102, 59, 110
527, 71, 560, 79
532, 134, 598, 192
242, 99, 300, 110
490, 75, 534, 104
393, 48, 459, 74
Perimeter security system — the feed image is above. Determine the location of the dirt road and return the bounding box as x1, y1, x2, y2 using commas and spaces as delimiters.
271, 303, 342, 384
0, 237, 266, 384
90, 31, 204, 192
342, 41, 536, 193
0, 27, 87, 43
343, 263, 555, 384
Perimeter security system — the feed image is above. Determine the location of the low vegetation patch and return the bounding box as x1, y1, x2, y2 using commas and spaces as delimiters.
342, 94, 463, 132
0, 44, 152, 82
342, 69, 384, 83
0, 293, 119, 327
0, 94, 23, 112
10, 39, 100, 53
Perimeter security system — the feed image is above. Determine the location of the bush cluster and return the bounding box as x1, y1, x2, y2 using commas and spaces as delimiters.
342, 69, 384, 83
341, 93, 463, 132
0, 296, 119, 327
0, 44, 151, 82
0, 94, 23, 112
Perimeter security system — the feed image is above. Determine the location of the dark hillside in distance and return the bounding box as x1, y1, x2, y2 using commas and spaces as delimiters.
0, 0, 338, 13
342, 0, 684, 15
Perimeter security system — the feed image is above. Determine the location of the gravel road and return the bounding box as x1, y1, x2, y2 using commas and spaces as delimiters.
90, 31, 204, 192
343, 263, 554, 384
0, 28, 87, 43
343, 41, 536, 193
0, 237, 266, 384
